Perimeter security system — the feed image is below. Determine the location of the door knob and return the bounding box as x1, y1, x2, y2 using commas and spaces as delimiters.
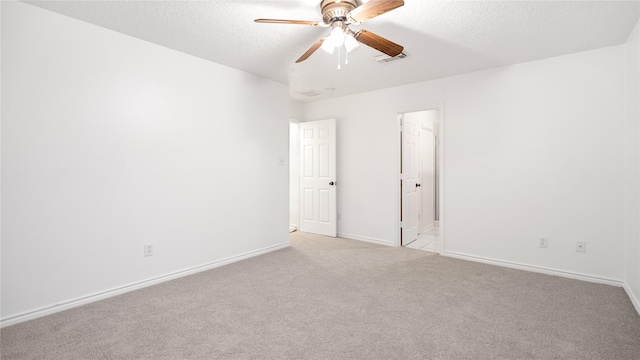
416, 183, 421, 187
329, 181, 335, 186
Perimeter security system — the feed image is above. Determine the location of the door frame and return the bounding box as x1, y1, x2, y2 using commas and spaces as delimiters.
289, 120, 301, 232
298, 118, 337, 237
394, 103, 445, 254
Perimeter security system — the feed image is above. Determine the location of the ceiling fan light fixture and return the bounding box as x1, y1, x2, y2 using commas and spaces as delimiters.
321, 23, 346, 53
320, 39, 336, 54
344, 32, 359, 53
329, 25, 345, 46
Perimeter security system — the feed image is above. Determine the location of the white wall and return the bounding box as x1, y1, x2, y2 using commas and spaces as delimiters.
304, 45, 627, 282
1, 2, 290, 323
624, 19, 640, 311
290, 100, 305, 121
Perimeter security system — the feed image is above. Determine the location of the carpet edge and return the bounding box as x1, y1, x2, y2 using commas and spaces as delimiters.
443, 250, 624, 287
623, 283, 640, 317
337, 233, 394, 247
0, 241, 291, 328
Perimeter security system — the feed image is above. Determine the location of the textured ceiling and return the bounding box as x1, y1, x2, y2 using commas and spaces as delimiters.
24, 0, 640, 102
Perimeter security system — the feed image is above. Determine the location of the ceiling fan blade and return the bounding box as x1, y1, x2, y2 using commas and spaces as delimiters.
354, 30, 403, 57
254, 19, 321, 27
296, 38, 327, 63
348, 0, 404, 23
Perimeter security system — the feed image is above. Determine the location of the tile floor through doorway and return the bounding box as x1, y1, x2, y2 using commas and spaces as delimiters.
404, 227, 439, 252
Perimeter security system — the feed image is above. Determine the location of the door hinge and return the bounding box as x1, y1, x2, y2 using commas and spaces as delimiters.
400, 221, 404, 228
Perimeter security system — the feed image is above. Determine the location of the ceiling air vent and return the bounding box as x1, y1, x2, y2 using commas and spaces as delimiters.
373, 52, 408, 63
297, 89, 326, 98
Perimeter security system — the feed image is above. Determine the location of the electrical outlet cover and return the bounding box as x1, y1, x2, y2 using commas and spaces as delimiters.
144, 243, 154, 257
539, 238, 548, 248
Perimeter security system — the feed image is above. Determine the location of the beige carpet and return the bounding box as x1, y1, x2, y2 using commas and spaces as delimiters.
2, 232, 640, 359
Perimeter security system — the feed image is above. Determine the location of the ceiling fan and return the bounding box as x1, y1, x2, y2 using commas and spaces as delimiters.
255, 0, 405, 64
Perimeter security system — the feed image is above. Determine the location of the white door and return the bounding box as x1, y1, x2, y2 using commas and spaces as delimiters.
402, 115, 420, 244
299, 119, 337, 237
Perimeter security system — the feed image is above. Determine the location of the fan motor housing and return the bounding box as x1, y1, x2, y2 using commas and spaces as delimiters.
320, 0, 358, 24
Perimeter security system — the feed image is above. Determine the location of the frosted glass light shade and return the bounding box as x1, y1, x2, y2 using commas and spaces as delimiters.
344, 34, 359, 53
321, 39, 335, 54
329, 26, 345, 47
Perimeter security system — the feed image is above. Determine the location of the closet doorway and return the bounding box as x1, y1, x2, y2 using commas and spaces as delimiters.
399, 108, 442, 252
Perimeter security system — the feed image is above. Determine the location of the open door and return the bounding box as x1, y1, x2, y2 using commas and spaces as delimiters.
401, 114, 420, 245
299, 119, 337, 237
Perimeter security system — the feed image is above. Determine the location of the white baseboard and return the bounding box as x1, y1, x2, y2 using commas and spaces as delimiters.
1, 242, 291, 328
338, 233, 394, 247
623, 283, 640, 316
443, 250, 624, 287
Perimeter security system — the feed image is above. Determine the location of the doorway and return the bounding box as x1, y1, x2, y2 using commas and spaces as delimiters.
398, 107, 443, 253
289, 119, 338, 237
